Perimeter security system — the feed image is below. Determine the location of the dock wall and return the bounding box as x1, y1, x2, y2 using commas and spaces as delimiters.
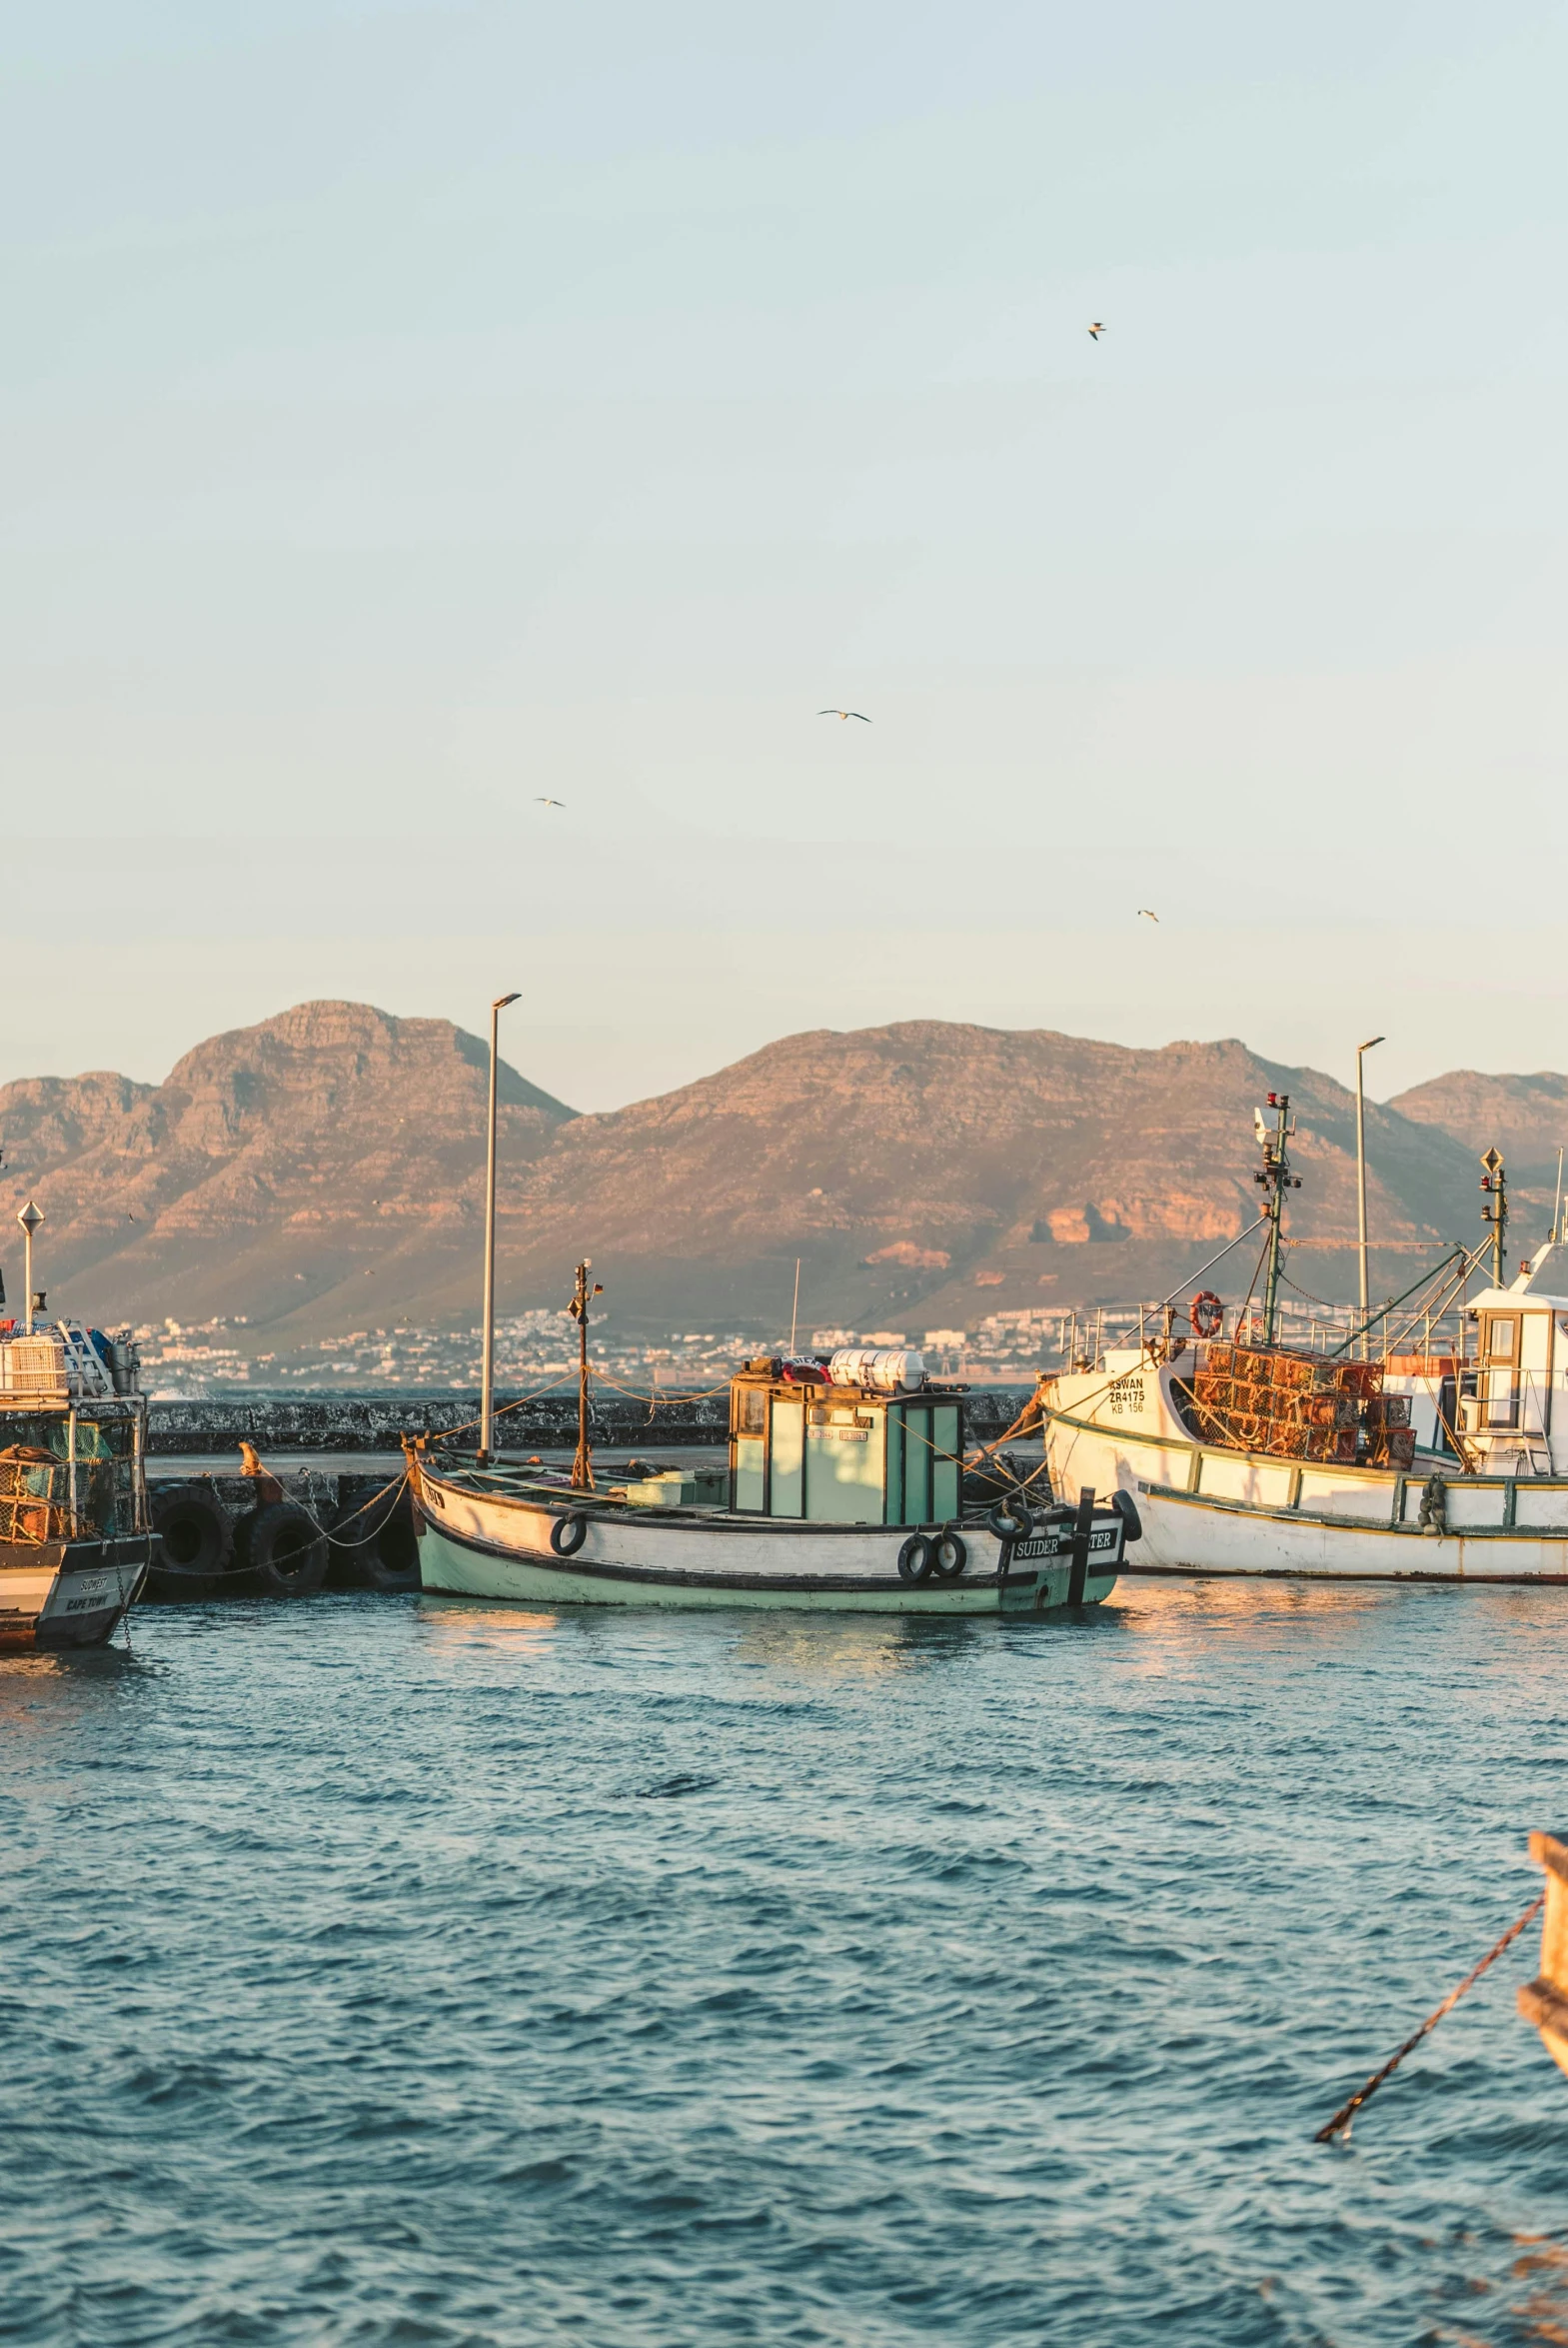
146, 1389, 1036, 1456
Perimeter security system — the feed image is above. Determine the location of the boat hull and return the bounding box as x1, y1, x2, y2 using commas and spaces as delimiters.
413, 1475, 1119, 1615
0, 1534, 155, 1650
1043, 1393, 1568, 1581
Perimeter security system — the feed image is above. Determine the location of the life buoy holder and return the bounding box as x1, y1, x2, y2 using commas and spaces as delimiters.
551, 1511, 589, 1557
1189, 1289, 1224, 1339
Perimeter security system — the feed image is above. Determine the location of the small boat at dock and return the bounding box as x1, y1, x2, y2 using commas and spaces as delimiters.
410, 1343, 1133, 1614
0, 1314, 155, 1649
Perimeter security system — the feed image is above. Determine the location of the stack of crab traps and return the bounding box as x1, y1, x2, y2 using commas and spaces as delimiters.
1187, 1340, 1415, 1466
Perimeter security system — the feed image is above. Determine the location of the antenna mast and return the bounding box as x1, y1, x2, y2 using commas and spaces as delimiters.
568, 1257, 602, 1491
1480, 1150, 1508, 1289
1252, 1094, 1300, 1346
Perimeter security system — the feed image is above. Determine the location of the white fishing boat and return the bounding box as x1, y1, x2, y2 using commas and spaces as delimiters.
1038, 1100, 1568, 1582
0, 1307, 155, 1650
410, 1336, 1134, 1614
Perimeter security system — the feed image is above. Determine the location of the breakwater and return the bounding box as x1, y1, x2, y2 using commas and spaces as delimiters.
145, 1387, 1036, 1455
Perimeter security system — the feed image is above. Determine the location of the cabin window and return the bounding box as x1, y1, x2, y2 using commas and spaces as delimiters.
739, 1387, 767, 1434
931, 1405, 960, 1521
1482, 1318, 1519, 1427
734, 1435, 766, 1510
770, 1398, 803, 1517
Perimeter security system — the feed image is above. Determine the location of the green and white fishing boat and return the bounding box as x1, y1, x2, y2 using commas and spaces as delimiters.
410, 1338, 1132, 1615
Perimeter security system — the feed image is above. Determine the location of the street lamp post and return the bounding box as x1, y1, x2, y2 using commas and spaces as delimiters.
478, 993, 522, 1465
1356, 1036, 1385, 1358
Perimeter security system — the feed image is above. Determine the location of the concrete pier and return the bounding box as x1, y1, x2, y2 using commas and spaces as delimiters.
145, 1388, 1035, 1456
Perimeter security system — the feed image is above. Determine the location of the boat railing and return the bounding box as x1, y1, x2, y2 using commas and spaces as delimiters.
1045, 1300, 1474, 1377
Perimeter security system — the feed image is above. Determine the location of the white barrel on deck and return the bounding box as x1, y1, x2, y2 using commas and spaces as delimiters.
827, 1346, 925, 1393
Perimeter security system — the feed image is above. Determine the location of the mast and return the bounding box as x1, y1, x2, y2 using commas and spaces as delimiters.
1480, 1149, 1507, 1289
568, 1257, 602, 1491
1254, 1092, 1300, 1346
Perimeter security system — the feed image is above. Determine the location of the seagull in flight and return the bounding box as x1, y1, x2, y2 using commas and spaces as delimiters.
536, 796, 565, 808
1138, 908, 1159, 924
1088, 322, 1107, 340
818, 709, 871, 723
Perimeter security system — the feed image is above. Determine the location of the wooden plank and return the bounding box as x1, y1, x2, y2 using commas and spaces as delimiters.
1528, 1830, 1568, 1887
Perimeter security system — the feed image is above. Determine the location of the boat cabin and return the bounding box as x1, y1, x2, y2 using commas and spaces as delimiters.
729, 1354, 964, 1524
0, 1319, 147, 1543
1457, 1242, 1568, 1476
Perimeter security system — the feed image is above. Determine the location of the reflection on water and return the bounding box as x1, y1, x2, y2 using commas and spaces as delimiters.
1509, 2233, 1568, 2344
4, 1579, 1568, 2346
415, 1592, 565, 1662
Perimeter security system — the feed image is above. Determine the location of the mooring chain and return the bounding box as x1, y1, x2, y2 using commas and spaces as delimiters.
1314, 1891, 1545, 2142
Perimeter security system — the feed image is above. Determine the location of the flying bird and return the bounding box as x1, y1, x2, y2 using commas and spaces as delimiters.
536, 796, 565, 808
1138, 908, 1159, 924
1088, 322, 1106, 340
817, 709, 871, 723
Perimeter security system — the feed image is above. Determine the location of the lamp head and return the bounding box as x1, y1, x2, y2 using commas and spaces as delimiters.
493, 992, 522, 1011
1358, 1035, 1385, 1055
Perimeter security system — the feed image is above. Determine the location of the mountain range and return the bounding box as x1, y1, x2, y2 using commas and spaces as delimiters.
0, 1000, 1560, 1345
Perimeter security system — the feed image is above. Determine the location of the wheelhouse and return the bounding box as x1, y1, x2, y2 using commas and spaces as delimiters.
728, 1361, 964, 1525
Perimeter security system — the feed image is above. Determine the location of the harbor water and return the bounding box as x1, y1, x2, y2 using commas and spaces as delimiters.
4, 1579, 1568, 2345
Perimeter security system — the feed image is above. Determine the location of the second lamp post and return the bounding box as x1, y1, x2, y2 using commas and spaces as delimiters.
479, 992, 521, 1464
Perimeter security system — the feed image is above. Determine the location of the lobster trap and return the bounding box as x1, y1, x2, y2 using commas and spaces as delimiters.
1188, 1341, 1404, 1464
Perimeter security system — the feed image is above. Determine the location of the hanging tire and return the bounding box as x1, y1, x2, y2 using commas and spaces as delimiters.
897, 1532, 933, 1583
551, 1511, 589, 1557
235, 1500, 328, 1598
327, 1486, 420, 1590
1109, 1489, 1143, 1545
929, 1528, 967, 1581
148, 1484, 234, 1592
986, 1496, 1033, 1542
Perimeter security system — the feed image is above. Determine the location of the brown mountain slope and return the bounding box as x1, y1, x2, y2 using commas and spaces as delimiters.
0, 1001, 574, 1332
0, 1004, 1515, 1342
490, 1023, 1482, 1331
1391, 1070, 1568, 1194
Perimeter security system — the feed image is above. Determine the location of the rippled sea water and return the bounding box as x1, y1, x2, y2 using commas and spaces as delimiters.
5, 1578, 1568, 2347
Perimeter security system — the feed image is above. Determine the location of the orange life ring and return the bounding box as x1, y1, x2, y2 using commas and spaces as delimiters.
1189, 1290, 1224, 1338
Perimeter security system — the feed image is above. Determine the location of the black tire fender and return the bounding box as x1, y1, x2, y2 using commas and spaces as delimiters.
897, 1532, 933, 1583
328, 1487, 421, 1591
236, 1500, 328, 1598
986, 1497, 1032, 1543
1109, 1489, 1143, 1545
149, 1484, 234, 1578
551, 1511, 589, 1558
929, 1528, 967, 1581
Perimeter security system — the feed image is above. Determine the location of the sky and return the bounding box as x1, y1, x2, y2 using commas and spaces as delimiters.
5, 2, 1567, 1112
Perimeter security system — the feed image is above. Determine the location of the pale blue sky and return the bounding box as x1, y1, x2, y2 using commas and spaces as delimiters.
5, 3, 1566, 1108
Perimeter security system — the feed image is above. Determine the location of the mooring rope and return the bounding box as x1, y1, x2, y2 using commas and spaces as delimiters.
1313, 1891, 1545, 2142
